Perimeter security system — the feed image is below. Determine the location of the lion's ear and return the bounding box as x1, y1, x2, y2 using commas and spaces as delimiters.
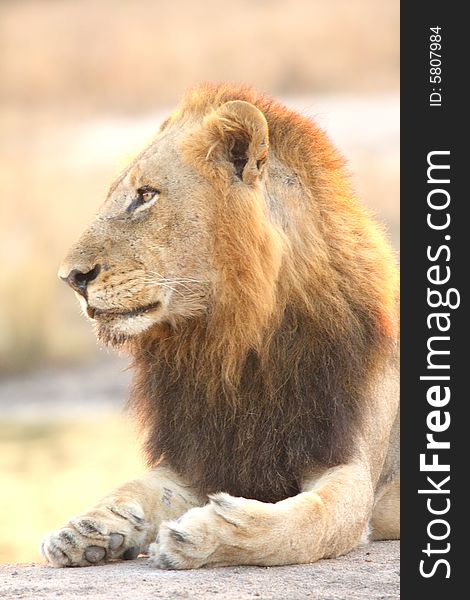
203, 100, 269, 185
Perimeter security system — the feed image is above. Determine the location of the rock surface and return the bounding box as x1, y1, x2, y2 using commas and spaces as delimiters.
0, 541, 399, 600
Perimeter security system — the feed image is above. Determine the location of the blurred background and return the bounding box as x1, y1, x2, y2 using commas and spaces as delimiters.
0, 0, 399, 562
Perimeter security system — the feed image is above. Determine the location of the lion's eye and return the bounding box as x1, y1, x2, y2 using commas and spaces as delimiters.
140, 189, 155, 203
127, 186, 160, 213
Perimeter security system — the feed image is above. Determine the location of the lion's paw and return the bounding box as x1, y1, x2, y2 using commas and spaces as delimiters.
149, 493, 274, 569
41, 501, 149, 567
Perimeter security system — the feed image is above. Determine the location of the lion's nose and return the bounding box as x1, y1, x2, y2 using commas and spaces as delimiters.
61, 264, 101, 298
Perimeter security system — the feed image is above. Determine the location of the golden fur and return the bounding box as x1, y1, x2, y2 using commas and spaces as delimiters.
42, 84, 399, 569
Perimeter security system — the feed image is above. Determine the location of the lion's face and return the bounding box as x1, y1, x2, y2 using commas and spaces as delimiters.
59, 99, 272, 345
59, 123, 219, 344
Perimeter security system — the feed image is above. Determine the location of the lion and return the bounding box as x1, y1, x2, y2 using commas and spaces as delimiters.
41, 83, 399, 569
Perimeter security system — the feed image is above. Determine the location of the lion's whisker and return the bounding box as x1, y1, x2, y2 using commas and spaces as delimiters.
142, 274, 209, 294
150, 281, 186, 297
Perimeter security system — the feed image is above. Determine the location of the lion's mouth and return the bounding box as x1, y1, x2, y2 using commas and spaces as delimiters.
86, 301, 161, 320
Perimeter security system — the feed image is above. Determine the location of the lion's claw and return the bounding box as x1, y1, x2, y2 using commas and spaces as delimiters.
84, 545, 107, 563
149, 494, 274, 569
41, 503, 149, 567
108, 533, 125, 550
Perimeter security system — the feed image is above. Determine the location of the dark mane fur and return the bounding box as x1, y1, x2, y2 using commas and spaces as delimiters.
131, 307, 393, 503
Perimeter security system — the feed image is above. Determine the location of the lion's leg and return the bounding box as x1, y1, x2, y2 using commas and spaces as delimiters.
41, 465, 202, 567
370, 477, 400, 540
150, 460, 374, 569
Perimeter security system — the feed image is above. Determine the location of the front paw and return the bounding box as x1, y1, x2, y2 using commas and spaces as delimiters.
41, 501, 149, 567
149, 493, 275, 569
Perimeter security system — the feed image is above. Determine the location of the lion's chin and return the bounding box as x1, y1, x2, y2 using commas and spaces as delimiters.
92, 308, 163, 348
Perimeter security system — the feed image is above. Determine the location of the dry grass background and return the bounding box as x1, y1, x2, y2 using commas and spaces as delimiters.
0, 0, 399, 563
1, 0, 398, 111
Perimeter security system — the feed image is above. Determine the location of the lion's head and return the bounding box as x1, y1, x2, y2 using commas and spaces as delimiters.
59, 89, 283, 353
60, 84, 398, 501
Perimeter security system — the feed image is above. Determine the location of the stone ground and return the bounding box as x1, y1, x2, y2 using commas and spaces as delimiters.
0, 541, 399, 600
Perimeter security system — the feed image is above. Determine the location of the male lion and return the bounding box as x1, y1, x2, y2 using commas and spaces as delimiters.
42, 84, 399, 569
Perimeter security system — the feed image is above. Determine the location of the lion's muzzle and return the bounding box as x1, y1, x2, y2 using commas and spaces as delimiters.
87, 301, 162, 320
